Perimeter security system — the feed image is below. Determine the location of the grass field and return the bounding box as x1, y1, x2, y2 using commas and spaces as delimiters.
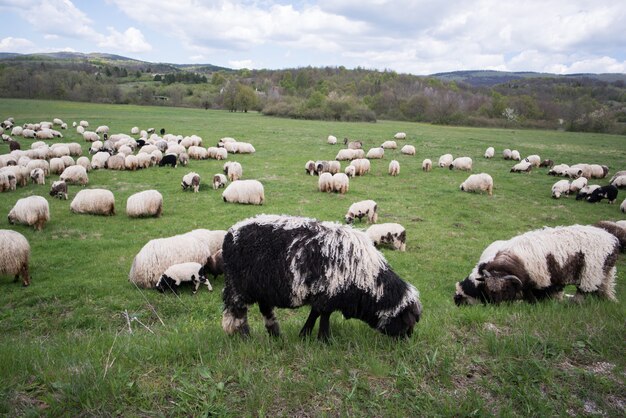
0, 98, 625, 416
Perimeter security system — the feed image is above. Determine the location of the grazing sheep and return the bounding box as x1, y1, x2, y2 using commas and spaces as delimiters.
60, 165, 89, 185
332, 173, 349, 194
502, 149, 512, 160
316, 160, 340, 175
29, 168, 45, 185
76, 156, 91, 172
79, 120, 89, 128
76, 126, 85, 135
305, 160, 316, 176
233, 142, 255, 154
11, 126, 23, 136
388, 160, 400, 176
586, 185, 618, 204
589, 164, 609, 179
349, 159, 370, 176
609, 171, 626, 184
366, 147, 385, 159
551, 180, 571, 199
612, 176, 626, 188
449, 157, 473, 171
327, 135, 337, 145
344, 165, 356, 177
548, 164, 570, 176
438, 154, 453, 168
151, 150, 163, 165
206, 249, 224, 279
539, 159, 554, 168
155, 262, 212, 294
178, 152, 189, 167
345, 200, 378, 224
381, 140, 397, 149
484, 147, 495, 158
454, 225, 620, 305
131, 126, 139, 135
460, 173, 493, 196
344, 138, 363, 149
188, 146, 208, 160
621, 198, 626, 213
213, 174, 228, 190
124, 155, 139, 171
83, 131, 99, 142
49, 180, 68, 200
0, 229, 31, 286
223, 161, 243, 181
318, 172, 334, 193
26, 159, 49, 176
422, 159, 432, 172
91, 152, 110, 170
126, 190, 163, 218
401, 145, 416, 155
137, 153, 153, 169
117, 145, 133, 157
158, 154, 177, 168
9, 140, 20, 152
576, 185, 601, 201
565, 164, 591, 179
510, 150, 521, 161
394, 132, 407, 140
166, 143, 186, 156
182, 172, 201, 193
335, 149, 363, 161
569, 177, 588, 193
8, 196, 50, 231
70, 189, 115, 216
524, 155, 541, 167
95, 125, 109, 134
511, 161, 532, 173
366, 223, 406, 251
222, 180, 265, 205
61, 156, 75, 168
221, 214, 422, 339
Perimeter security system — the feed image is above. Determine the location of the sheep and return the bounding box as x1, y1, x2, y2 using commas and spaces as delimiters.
8, 196, 50, 231
388, 160, 400, 176
422, 159, 432, 172
35, 129, 54, 140
70, 189, 115, 216
609, 171, 626, 184
233, 142, 255, 154
95, 125, 109, 134
166, 143, 186, 156
394, 132, 407, 140
332, 173, 349, 194
117, 145, 133, 157
366, 147, 385, 159
49, 158, 65, 175
61, 156, 75, 168
60, 165, 89, 185
318, 172, 334, 193
82, 131, 99, 142
76, 156, 91, 172
586, 185, 618, 204
53, 118, 63, 126
158, 154, 177, 168
381, 140, 397, 149
510, 161, 532, 173
0, 229, 31, 286
438, 154, 453, 168
565, 164, 591, 179
539, 159, 554, 168
79, 120, 89, 128
188, 146, 208, 160
327, 135, 337, 145
401, 145, 416, 155
124, 155, 139, 171
510, 150, 521, 161
349, 159, 370, 176
49, 180, 68, 200
315, 160, 340, 175
30, 168, 45, 185
502, 149, 512, 159
126, 190, 163, 218
26, 159, 49, 176
222, 180, 265, 205
548, 164, 570, 176
213, 174, 228, 190
11, 126, 23, 136
131, 126, 139, 135
593, 221, 626, 252
449, 157, 473, 171
460, 173, 493, 196
9, 140, 20, 152
0, 172, 13, 192
524, 155, 541, 167
155, 262, 212, 294
345, 200, 378, 224
343, 138, 363, 149
551, 179, 571, 199
576, 185, 601, 201
453, 225, 620, 305
206, 249, 223, 279
22, 129, 36, 138
61, 123, 68, 130
214, 147, 228, 160
221, 214, 422, 340
178, 153, 189, 167
76, 126, 85, 135
569, 177, 588, 193
305, 160, 316, 176
182, 172, 201, 193
335, 149, 362, 161
612, 176, 626, 188
136, 153, 152, 169
91, 152, 110, 170
344, 165, 356, 177
621, 198, 626, 213
223, 161, 243, 181
589, 164, 609, 179
484, 147, 495, 158
366, 223, 406, 251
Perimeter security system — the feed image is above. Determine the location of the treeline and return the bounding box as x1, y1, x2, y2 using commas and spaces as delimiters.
0, 59, 624, 133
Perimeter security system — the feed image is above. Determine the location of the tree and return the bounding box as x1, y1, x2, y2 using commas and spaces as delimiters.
235, 84, 258, 112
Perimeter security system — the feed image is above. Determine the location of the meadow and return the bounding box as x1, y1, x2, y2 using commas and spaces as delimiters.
0, 98, 625, 416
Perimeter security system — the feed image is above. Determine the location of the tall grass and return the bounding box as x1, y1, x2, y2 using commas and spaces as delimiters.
0, 99, 624, 416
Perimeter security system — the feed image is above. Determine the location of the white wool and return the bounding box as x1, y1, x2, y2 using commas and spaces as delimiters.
50, 144, 70, 158
11, 126, 23, 136
138, 144, 157, 154
381, 140, 397, 149
60, 165, 89, 185
327, 135, 337, 144
95, 125, 109, 134
61, 156, 75, 167
621, 199, 626, 213
394, 132, 406, 139
65, 143, 82, 156
327, 160, 341, 174
53, 118, 63, 125
49, 158, 65, 175
451, 157, 473, 170
0, 229, 30, 277
89, 141, 103, 154
335, 148, 362, 161
318, 172, 333, 192
31, 141, 47, 150
609, 170, 626, 184
222, 180, 265, 205
422, 159, 432, 171
91, 152, 110, 169
332, 173, 349, 194
118, 145, 133, 157
611, 175, 626, 188
29, 168, 45, 185
344, 165, 356, 177
35, 130, 54, 140
161, 262, 210, 290
388, 160, 400, 176
510, 150, 521, 161
70, 189, 115, 215
349, 158, 370, 176
82, 131, 99, 142
224, 161, 242, 181
570, 177, 588, 193
220, 137, 237, 143
438, 154, 453, 167
76, 156, 91, 172
26, 159, 49, 176
234, 142, 255, 154
182, 172, 200, 192
137, 153, 153, 169
126, 190, 163, 218
551, 180, 570, 198
366, 147, 385, 159
124, 155, 139, 171
524, 155, 541, 167
549, 164, 570, 176
188, 146, 208, 160
589, 164, 607, 179
467, 240, 509, 280
460, 173, 493, 195
511, 161, 532, 172
346, 200, 378, 223
22, 129, 36, 138
79, 120, 89, 127
401, 145, 415, 155
18, 156, 31, 167
8, 196, 50, 230
186, 229, 227, 255
366, 223, 406, 251
213, 173, 228, 190
166, 143, 186, 156
76, 126, 85, 134
131, 126, 139, 135
484, 147, 495, 158
151, 150, 163, 164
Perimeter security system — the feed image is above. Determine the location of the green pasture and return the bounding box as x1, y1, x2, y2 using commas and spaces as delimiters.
0, 99, 624, 416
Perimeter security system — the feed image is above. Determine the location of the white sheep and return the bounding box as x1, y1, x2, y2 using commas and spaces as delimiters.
213, 174, 228, 190
50, 144, 70, 158
394, 132, 407, 140
327, 135, 337, 145
344, 165, 356, 177
124, 155, 139, 171
570, 177, 588, 193
29, 168, 45, 185
511, 161, 532, 173
0, 229, 31, 286
126, 190, 163, 218
318, 172, 334, 193
91, 152, 110, 170
8, 196, 50, 231
49, 158, 65, 175
156, 262, 212, 294
381, 140, 397, 149
388, 160, 400, 176
366, 147, 385, 159
26, 159, 49, 176
612, 176, 626, 188
89, 141, 103, 154
450, 157, 473, 171
83, 131, 99, 142
233, 142, 255, 154
60, 165, 89, 185
502, 149, 512, 159
182, 172, 201, 193
76, 125, 85, 134
621, 198, 626, 213
131, 126, 140, 135
70, 189, 115, 215
438, 154, 453, 168
332, 173, 349, 194
76, 156, 91, 172
223, 161, 242, 181
401, 145, 416, 155
484, 147, 495, 158
305, 160, 316, 176
188, 146, 208, 160
460, 173, 493, 196
65, 143, 82, 157
422, 159, 432, 172
222, 180, 265, 205
117, 145, 133, 157
349, 158, 370, 176
166, 143, 186, 156
79, 120, 89, 128
548, 164, 570, 176
95, 125, 109, 134
524, 155, 541, 167
551, 179, 571, 198
510, 150, 521, 161
345, 200, 378, 224
366, 223, 406, 251
335, 149, 363, 161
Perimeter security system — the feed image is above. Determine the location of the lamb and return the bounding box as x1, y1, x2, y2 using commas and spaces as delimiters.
460, 173, 493, 196
345, 200, 378, 224
70, 189, 115, 215
548, 164, 570, 176
422, 159, 432, 172
449, 157, 473, 171
182, 172, 201, 193
53, 118, 64, 126
49, 180, 68, 200
318, 172, 334, 193
510, 150, 521, 161
438, 154, 453, 168
484, 147, 495, 158
76, 126, 85, 135
366, 223, 406, 251
344, 165, 356, 177
388, 160, 400, 176
586, 185, 618, 204
222, 180, 265, 205
454, 225, 620, 305
569, 177, 588, 193
576, 185, 601, 201
126, 190, 163, 218
332, 173, 349, 194
394, 132, 407, 140
60, 165, 89, 185
213, 174, 228, 190
510, 161, 532, 173
30, 168, 45, 185
327, 135, 337, 145
305, 160, 316, 176
524, 155, 541, 167
158, 154, 177, 168
221, 214, 422, 340
0, 229, 31, 286
155, 262, 212, 294
366, 147, 385, 159
131, 126, 140, 135
223, 161, 242, 181
381, 140, 397, 149
502, 149, 512, 160
551, 179, 571, 199
8, 196, 50, 231
349, 159, 370, 176
401, 145, 416, 155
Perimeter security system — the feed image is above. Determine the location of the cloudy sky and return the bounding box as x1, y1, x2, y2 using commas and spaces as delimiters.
0, 0, 624, 75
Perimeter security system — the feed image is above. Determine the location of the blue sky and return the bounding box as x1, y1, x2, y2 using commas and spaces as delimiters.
0, 0, 624, 74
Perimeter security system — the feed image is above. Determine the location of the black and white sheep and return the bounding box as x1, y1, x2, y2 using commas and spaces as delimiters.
0, 229, 31, 286
366, 223, 406, 251
158, 154, 177, 168
8, 196, 50, 231
221, 215, 422, 340
181, 172, 200, 193
576, 185, 600, 201
30, 168, 45, 185
305, 160, 316, 176
49, 180, 68, 200
155, 262, 212, 294
213, 174, 228, 190
126, 190, 163, 218
454, 225, 620, 305
551, 179, 570, 199
586, 185, 618, 203
345, 200, 378, 224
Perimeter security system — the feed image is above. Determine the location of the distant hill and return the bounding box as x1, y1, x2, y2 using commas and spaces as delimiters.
431, 70, 626, 87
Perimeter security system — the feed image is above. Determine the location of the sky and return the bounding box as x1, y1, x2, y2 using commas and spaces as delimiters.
0, 0, 625, 75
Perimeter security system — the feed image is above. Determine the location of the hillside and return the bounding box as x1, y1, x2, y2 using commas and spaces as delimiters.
431, 70, 626, 87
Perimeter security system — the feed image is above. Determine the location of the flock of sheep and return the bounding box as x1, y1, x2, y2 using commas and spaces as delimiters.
1, 114, 625, 341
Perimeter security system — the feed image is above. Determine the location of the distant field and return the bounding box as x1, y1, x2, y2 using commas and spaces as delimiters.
0, 98, 625, 416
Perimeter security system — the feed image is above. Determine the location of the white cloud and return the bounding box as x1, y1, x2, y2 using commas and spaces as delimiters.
228, 59, 253, 69
98, 27, 152, 53
0, 36, 35, 52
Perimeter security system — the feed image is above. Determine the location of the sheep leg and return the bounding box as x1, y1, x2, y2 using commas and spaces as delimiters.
299, 309, 320, 338
259, 303, 280, 337
317, 312, 332, 342
20, 264, 30, 287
